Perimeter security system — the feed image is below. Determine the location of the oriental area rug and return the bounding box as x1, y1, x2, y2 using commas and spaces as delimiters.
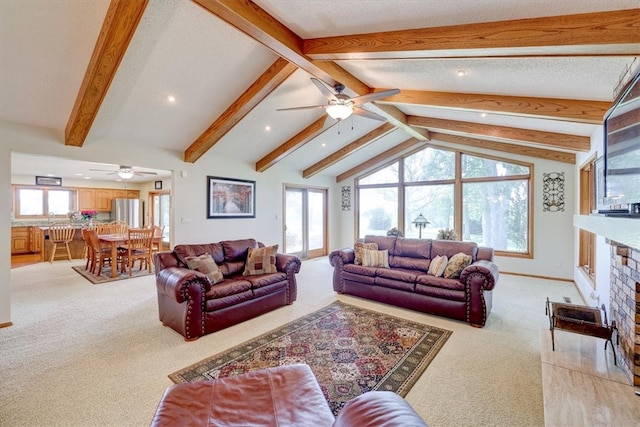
71, 264, 153, 284
169, 301, 452, 415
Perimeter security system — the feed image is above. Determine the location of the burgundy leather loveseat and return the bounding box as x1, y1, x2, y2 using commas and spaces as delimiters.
329, 235, 498, 327
154, 239, 301, 340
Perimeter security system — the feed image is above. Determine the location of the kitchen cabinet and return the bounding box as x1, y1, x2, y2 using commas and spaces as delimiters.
30, 227, 42, 252
78, 189, 96, 211
76, 188, 140, 212
95, 189, 112, 211
11, 227, 30, 254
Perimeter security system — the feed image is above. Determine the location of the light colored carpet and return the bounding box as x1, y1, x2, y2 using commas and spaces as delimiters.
1, 257, 582, 426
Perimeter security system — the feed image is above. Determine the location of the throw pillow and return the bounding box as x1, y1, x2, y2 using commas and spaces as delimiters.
428, 255, 448, 277
443, 252, 472, 279
243, 244, 278, 275
185, 253, 224, 284
361, 248, 390, 268
354, 241, 378, 265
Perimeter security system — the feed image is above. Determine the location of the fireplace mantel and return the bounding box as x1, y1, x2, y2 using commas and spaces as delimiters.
574, 215, 640, 249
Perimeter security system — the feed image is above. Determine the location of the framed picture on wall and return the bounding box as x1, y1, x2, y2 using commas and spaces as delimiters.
35, 176, 62, 186
154, 180, 163, 190
207, 176, 255, 219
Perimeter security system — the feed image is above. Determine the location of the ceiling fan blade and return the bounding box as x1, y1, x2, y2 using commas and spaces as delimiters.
89, 168, 116, 172
351, 88, 401, 105
277, 105, 326, 111
311, 78, 337, 101
134, 171, 157, 175
352, 106, 387, 121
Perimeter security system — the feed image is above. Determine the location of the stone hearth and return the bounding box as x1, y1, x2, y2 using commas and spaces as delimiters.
609, 244, 640, 387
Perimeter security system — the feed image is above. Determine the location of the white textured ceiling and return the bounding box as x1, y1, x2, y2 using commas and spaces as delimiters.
1, 0, 638, 181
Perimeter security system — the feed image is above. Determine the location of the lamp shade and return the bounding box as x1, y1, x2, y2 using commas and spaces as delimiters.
117, 168, 134, 180
412, 213, 429, 228
326, 104, 353, 120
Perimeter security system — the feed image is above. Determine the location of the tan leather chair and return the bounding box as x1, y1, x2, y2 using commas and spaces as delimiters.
48, 223, 75, 263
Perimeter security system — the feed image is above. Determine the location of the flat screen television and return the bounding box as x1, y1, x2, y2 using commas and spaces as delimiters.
603, 68, 640, 216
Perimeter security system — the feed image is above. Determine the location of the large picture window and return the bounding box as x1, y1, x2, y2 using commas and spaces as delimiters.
356, 147, 532, 256
14, 186, 77, 219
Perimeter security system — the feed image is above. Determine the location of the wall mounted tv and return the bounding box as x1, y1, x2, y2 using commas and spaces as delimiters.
603, 68, 640, 216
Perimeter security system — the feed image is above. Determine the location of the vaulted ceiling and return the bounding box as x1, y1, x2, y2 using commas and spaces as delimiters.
2, 0, 639, 182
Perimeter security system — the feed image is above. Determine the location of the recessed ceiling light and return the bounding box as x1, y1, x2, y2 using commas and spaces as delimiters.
480, 113, 487, 118
321, 142, 326, 147
75, 173, 83, 176
84, 176, 91, 180
167, 95, 176, 103
265, 125, 271, 131
456, 69, 467, 77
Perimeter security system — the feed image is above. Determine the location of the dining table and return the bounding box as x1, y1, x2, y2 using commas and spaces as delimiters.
98, 230, 163, 278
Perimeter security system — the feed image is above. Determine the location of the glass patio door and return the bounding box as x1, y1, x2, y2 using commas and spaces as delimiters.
284, 187, 327, 259
150, 192, 171, 249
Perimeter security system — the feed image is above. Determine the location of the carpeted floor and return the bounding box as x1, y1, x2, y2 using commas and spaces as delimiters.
71, 263, 153, 284
1, 257, 584, 426
170, 301, 451, 414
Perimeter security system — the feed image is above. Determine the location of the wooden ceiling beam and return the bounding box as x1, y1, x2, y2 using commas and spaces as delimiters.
304, 9, 640, 60
408, 116, 590, 151
195, 0, 429, 164
185, 57, 297, 163
65, 0, 149, 147
303, 122, 396, 178
256, 116, 337, 172
430, 132, 576, 164
379, 90, 609, 124
336, 137, 426, 183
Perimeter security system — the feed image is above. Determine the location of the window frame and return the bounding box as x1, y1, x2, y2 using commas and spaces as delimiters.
355, 146, 533, 258
12, 184, 78, 220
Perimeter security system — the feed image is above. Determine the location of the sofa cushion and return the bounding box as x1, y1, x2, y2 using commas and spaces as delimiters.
343, 263, 378, 277
392, 238, 431, 258
362, 249, 390, 268
431, 240, 478, 261
205, 278, 252, 299
364, 235, 396, 253
416, 274, 465, 291
388, 255, 431, 273
443, 252, 472, 279
174, 243, 224, 266
427, 255, 448, 277
242, 272, 287, 289
221, 238, 258, 262
185, 253, 224, 284
354, 241, 378, 265
243, 244, 278, 275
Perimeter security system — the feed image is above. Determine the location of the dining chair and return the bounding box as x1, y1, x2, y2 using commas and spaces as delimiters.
48, 222, 75, 263
81, 227, 94, 271
109, 220, 129, 235
119, 227, 154, 276
87, 229, 114, 276
151, 225, 165, 258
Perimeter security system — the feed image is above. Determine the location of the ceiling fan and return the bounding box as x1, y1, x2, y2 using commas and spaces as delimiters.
88, 165, 157, 180
277, 78, 400, 121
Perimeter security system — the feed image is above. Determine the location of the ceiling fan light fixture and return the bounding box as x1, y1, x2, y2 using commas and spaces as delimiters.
117, 168, 134, 180
326, 104, 353, 120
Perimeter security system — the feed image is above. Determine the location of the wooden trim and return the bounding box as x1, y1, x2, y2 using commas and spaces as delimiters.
256, 116, 337, 172
336, 137, 425, 182
0, 322, 13, 329
381, 90, 609, 124
408, 116, 591, 151
430, 133, 576, 164
303, 9, 640, 60
499, 271, 575, 283
65, 0, 149, 147
185, 58, 297, 163
303, 123, 396, 178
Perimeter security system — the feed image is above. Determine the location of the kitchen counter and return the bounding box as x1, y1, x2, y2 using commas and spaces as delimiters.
39, 226, 86, 261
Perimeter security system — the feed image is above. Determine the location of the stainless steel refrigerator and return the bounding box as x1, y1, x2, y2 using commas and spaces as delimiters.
111, 198, 143, 228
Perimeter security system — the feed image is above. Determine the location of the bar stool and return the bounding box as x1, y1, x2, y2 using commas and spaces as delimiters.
49, 223, 75, 263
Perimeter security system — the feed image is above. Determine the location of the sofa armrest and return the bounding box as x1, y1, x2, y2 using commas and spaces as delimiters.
459, 260, 499, 291
275, 253, 301, 275
329, 248, 355, 266
156, 267, 211, 303
333, 391, 427, 427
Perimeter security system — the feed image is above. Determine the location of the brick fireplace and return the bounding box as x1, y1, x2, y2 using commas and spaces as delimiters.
609, 244, 640, 387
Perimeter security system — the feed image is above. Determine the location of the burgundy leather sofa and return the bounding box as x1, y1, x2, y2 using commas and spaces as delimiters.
329, 235, 498, 327
151, 364, 427, 426
154, 239, 301, 340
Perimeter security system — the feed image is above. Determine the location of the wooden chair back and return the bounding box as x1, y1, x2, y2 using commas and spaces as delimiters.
49, 223, 74, 243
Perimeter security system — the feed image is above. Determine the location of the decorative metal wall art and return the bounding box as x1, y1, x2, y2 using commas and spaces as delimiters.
542, 172, 565, 212
341, 186, 351, 211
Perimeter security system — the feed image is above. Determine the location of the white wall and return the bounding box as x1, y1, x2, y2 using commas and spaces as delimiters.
573, 126, 611, 308
335, 139, 577, 281
0, 119, 338, 325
